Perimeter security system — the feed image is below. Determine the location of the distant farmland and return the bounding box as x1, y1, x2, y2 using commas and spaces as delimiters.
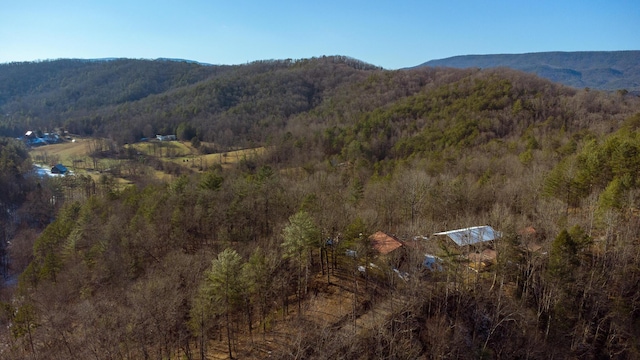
30, 138, 267, 183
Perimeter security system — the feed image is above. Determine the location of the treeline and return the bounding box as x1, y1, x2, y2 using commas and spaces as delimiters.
0, 137, 99, 283
0, 138, 34, 279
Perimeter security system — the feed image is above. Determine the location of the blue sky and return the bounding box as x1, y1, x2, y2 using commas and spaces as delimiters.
1, 0, 638, 69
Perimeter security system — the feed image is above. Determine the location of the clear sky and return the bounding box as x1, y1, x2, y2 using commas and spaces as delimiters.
1, 0, 638, 69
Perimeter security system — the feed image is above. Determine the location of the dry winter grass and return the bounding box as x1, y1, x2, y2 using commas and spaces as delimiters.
30, 139, 267, 183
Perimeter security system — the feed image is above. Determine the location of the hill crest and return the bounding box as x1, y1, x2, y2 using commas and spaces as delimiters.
416, 51, 640, 91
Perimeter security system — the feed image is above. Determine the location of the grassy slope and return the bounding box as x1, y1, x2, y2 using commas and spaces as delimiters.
30, 139, 267, 184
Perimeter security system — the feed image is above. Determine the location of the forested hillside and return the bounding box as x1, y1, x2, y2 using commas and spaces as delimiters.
0, 57, 379, 146
418, 51, 640, 92
1, 56, 640, 359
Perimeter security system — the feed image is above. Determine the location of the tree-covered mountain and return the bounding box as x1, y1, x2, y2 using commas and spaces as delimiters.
417, 51, 640, 92
0, 58, 228, 108
0, 57, 380, 144
2, 55, 640, 359
0, 58, 231, 136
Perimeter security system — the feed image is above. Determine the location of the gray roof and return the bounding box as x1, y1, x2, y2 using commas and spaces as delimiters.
433, 226, 501, 247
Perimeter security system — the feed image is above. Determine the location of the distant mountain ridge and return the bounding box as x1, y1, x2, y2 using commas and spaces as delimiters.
417, 51, 640, 91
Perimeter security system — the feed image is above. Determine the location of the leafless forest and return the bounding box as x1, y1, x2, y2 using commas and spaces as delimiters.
1, 57, 640, 359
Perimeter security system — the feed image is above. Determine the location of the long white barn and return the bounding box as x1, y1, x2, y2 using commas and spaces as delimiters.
432, 225, 501, 247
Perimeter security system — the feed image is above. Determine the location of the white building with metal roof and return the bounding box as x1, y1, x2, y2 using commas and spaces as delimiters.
432, 225, 501, 247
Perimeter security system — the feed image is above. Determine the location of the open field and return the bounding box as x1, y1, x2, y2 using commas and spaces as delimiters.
164, 146, 268, 169
129, 140, 194, 158
29, 138, 268, 183
31, 138, 91, 166
130, 141, 267, 168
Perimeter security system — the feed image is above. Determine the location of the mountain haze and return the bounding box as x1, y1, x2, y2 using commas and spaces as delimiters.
418, 51, 640, 91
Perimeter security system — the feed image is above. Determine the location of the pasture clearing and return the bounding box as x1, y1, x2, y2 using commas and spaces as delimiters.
30, 138, 268, 183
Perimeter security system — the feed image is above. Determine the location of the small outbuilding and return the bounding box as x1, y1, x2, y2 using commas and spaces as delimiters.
367, 231, 411, 272
369, 231, 404, 255
467, 249, 497, 271
518, 226, 543, 253
423, 254, 443, 271
51, 164, 68, 175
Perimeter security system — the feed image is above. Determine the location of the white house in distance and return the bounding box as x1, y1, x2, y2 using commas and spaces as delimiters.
156, 134, 177, 141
